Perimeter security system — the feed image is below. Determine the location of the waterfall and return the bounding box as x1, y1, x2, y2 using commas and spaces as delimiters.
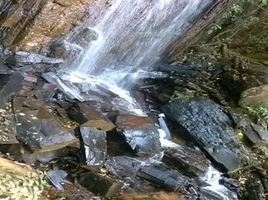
56, 0, 213, 114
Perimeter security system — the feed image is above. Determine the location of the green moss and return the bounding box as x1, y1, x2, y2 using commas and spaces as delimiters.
242, 106, 268, 121
172, 90, 195, 100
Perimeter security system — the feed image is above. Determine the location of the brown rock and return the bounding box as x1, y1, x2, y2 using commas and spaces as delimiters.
68, 103, 115, 131
239, 84, 268, 108
116, 115, 154, 130
15, 0, 94, 52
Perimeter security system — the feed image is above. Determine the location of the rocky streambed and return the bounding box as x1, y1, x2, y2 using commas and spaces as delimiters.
0, 51, 267, 199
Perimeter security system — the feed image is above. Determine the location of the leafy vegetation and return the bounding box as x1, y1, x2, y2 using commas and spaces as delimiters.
0, 170, 48, 200
243, 106, 268, 121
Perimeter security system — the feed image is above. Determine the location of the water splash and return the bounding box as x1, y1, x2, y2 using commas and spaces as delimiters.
57, 0, 214, 114
202, 166, 238, 200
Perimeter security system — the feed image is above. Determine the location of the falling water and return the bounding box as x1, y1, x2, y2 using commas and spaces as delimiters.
72, 0, 213, 76
56, 0, 214, 114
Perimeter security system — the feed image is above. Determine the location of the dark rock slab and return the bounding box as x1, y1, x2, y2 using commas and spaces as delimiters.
162, 146, 209, 177
78, 171, 123, 197
105, 156, 143, 178
80, 127, 107, 166
15, 113, 78, 152
68, 103, 115, 131
123, 124, 161, 156
162, 98, 245, 171
0, 72, 24, 107
137, 164, 191, 192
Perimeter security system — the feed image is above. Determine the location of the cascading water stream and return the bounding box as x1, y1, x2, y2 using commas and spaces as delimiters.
57, 0, 214, 114
45, 1, 240, 198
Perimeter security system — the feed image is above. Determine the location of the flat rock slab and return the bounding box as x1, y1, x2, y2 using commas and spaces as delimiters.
80, 127, 107, 166
162, 98, 244, 171
68, 102, 115, 131
123, 124, 161, 156
163, 146, 209, 177
78, 171, 123, 197
15, 113, 78, 152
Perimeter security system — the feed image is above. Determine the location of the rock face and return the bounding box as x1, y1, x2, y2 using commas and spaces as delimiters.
162, 98, 246, 171
0, 0, 106, 53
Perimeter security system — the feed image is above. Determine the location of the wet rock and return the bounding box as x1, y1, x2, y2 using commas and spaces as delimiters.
73, 27, 99, 47
68, 102, 115, 131
239, 85, 268, 108
78, 171, 123, 197
162, 98, 244, 171
105, 156, 143, 178
198, 188, 225, 200
162, 146, 209, 177
137, 164, 191, 192
0, 72, 24, 107
42, 72, 84, 100
80, 127, 107, 166
50, 40, 83, 59
123, 124, 161, 156
14, 51, 64, 65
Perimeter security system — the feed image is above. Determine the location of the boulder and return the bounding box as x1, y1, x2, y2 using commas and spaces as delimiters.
162, 98, 245, 171
239, 85, 268, 108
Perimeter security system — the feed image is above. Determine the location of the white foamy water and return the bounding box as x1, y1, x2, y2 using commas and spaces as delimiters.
202, 166, 238, 200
